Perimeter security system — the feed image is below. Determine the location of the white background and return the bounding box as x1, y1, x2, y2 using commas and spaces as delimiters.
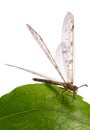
0, 0, 90, 103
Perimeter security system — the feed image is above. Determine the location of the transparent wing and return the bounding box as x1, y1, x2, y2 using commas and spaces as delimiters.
55, 12, 74, 83
26, 24, 65, 82
5, 64, 57, 81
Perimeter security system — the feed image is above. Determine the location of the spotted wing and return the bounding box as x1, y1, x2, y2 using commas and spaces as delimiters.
55, 12, 74, 83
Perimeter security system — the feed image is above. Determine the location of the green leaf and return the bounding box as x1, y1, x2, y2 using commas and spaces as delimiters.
0, 84, 90, 130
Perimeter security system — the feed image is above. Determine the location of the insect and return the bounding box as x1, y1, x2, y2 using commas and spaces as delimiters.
5, 12, 87, 97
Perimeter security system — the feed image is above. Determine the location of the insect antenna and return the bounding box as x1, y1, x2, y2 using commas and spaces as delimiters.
78, 84, 88, 88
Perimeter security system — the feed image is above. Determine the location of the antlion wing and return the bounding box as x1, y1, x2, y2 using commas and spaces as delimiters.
26, 24, 65, 82
55, 12, 74, 83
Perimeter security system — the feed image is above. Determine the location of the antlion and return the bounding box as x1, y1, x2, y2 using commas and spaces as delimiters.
5, 12, 87, 97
